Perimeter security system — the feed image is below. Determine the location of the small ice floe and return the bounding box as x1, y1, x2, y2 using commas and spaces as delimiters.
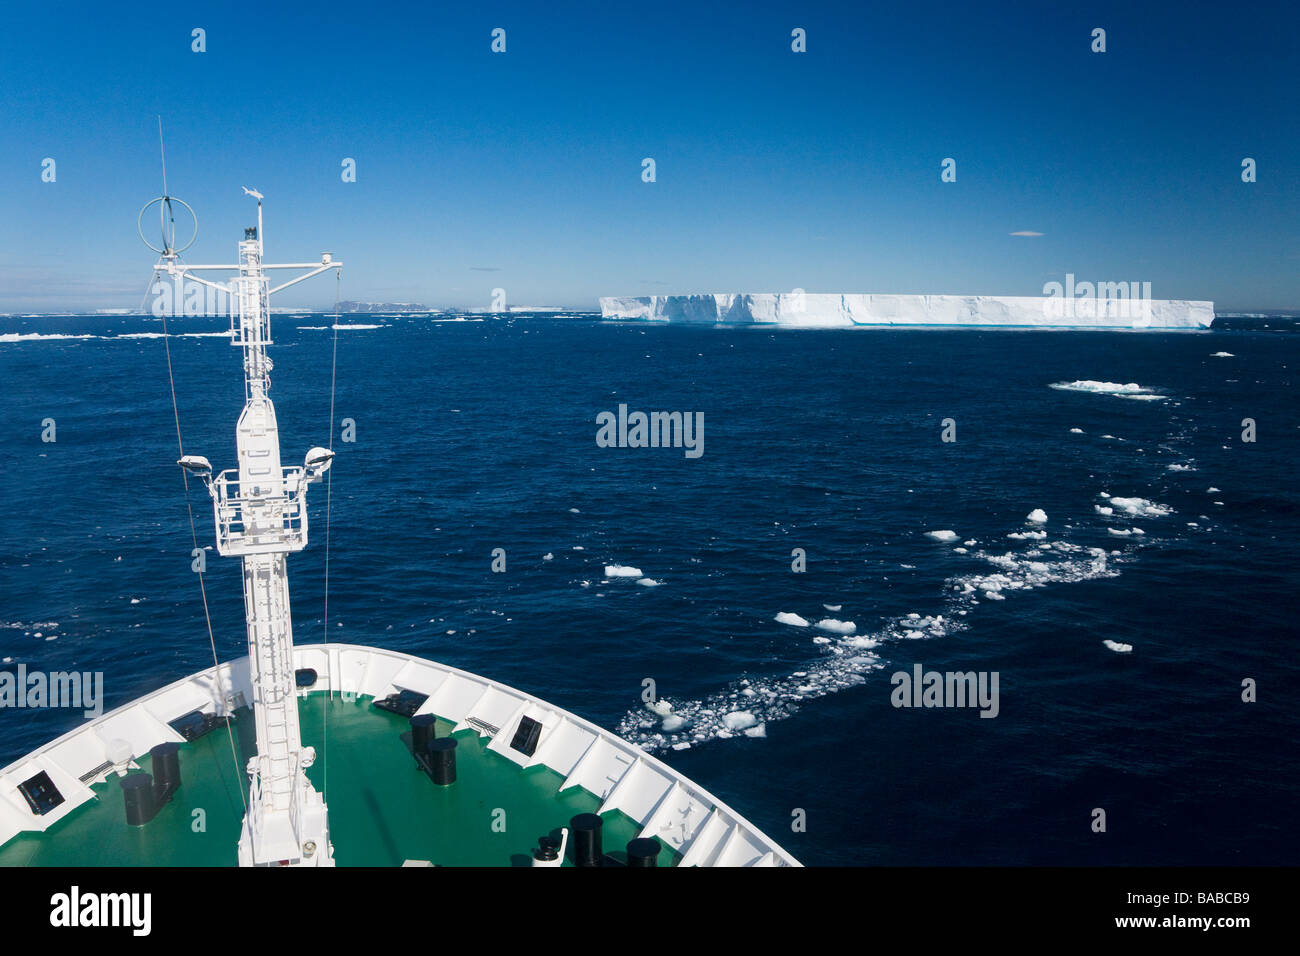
1008, 530, 1047, 541
1211, 352, 1234, 358
1026, 509, 1048, 524
812, 636, 831, 644
814, 618, 857, 635
662, 714, 687, 732
1105, 496, 1172, 517
647, 699, 673, 717
963, 539, 976, 546
722, 711, 758, 732
925, 529, 959, 543
604, 564, 643, 578
775, 612, 810, 628
1107, 527, 1144, 536
1069, 427, 1085, 434
743, 722, 766, 738
1050, 380, 1164, 400
129, 597, 143, 604
568, 508, 581, 513
1103, 639, 1133, 653
543, 552, 554, 561
823, 604, 841, 612
636, 578, 661, 587
1095, 505, 1114, 515
1167, 463, 1195, 472
953, 547, 968, 554
1207, 487, 1221, 494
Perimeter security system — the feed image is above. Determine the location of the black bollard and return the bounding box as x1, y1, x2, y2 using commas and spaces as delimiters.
150, 742, 181, 802
570, 812, 604, 867
626, 837, 661, 867
410, 713, 437, 759
122, 773, 156, 826
427, 737, 457, 785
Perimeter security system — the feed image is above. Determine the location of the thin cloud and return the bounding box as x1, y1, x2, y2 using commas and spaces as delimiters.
1010, 230, 1044, 237
469, 266, 502, 272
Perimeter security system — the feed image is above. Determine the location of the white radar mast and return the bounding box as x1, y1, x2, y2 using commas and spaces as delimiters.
145, 178, 343, 866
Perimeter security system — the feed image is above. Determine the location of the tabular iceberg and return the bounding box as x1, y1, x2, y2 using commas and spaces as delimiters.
598, 293, 1214, 329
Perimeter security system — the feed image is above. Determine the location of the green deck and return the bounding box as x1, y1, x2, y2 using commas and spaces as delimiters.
0, 695, 675, 866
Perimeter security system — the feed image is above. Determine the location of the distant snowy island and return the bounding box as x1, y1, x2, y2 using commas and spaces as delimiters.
599, 293, 1215, 329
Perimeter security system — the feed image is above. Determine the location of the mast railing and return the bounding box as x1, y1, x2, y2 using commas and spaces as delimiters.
211, 468, 309, 556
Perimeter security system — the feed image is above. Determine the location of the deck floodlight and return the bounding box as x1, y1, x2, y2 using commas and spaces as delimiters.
304, 447, 335, 482
177, 455, 213, 480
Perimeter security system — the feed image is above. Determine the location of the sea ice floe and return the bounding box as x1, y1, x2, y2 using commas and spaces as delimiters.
823, 604, 841, 612
1007, 530, 1047, 541
543, 552, 554, 560
1211, 352, 1234, 357
814, 618, 857, 635
1103, 639, 1133, 653
775, 612, 810, 628
1104, 495, 1172, 517
636, 578, 661, 587
1050, 380, 1164, 400
1026, 509, 1048, 524
604, 564, 643, 578
722, 711, 758, 731
1107, 527, 1144, 536
925, 529, 959, 542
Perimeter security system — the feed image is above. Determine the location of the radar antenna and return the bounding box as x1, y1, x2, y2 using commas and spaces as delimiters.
137, 118, 197, 257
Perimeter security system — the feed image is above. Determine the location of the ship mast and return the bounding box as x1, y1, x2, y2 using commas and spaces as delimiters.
158, 190, 342, 866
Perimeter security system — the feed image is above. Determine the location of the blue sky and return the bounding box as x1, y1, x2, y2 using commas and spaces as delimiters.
1, 0, 1296, 311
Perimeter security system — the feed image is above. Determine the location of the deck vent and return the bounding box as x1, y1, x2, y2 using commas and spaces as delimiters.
17, 771, 65, 816
374, 689, 428, 718
168, 709, 229, 742
509, 716, 543, 757
294, 668, 318, 689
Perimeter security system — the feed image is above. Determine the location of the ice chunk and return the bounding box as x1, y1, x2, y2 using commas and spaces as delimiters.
604, 564, 643, 578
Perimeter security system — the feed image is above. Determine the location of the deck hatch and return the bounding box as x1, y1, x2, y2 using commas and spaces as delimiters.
18, 771, 65, 815
509, 716, 543, 757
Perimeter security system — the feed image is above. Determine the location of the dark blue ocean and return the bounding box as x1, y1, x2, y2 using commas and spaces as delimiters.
1, 312, 1296, 865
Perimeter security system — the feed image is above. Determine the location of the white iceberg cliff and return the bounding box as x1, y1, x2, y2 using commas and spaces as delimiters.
598, 293, 1214, 329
